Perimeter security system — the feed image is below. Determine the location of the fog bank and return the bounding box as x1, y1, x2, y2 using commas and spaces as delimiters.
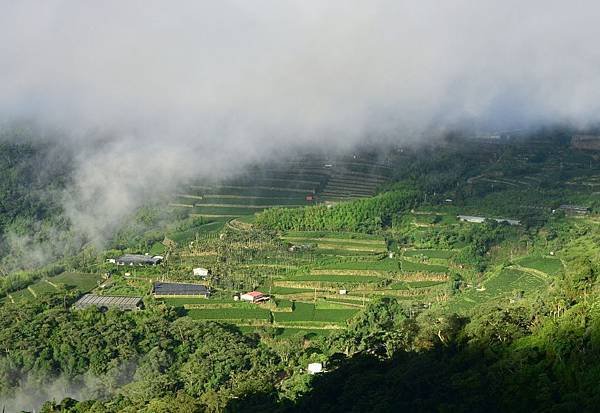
1, 0, 599, 241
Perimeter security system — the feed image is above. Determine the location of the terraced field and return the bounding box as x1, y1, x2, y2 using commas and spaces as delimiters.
516, 256, 563, 276
6, 272, 103, 303
171, 155, 392, 219
447, 267, 547, 312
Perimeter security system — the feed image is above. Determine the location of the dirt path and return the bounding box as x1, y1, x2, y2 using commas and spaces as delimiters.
45, 279, 59, 289
509, 265, 549, 280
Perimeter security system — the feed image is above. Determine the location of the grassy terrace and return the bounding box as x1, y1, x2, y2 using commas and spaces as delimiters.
186, 308, 271, 321
283, 231, 385, 241
516, 256, 563, 276
7, 272, 103, 303
279, 274, 384, 283
447, 268, 547, 312
318, 258, 399, 272
403, 249, 455, 259
272, 302, 358, 324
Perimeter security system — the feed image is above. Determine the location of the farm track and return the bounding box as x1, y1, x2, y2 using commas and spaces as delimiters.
509, 265, 550, 280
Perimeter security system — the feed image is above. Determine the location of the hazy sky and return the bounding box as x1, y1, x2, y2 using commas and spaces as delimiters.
1, 0, 599, 240
3, 1, 600, 138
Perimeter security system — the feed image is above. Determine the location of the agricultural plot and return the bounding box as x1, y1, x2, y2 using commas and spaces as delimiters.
404, 249, 455, 259
390, 280, 447, 290
399, 260, 448, 274
285, 274, 383, 283
448, 268, 547, 312
268, 286, 314, 295
167, 220, 226, 245
516, 256, 563, 276
7, 272, 103, 303
272, 302, 358, 325
284, 231, 384, 241
318, 258, 399, 272
186, 307, 271, 321
165, 295, 358, 330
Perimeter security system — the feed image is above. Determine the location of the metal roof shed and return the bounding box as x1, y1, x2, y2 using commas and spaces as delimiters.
73, 294, 143, 311
153, 282, 210, 297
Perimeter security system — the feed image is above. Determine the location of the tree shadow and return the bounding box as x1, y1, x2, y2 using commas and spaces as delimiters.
227, 326, 600, 413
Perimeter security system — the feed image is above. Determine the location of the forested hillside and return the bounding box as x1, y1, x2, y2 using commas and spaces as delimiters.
1, 134, 600, 412
255, 187, 420, 232
0, 140, 78, 297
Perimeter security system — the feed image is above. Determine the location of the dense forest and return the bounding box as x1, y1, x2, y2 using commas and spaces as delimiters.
255, 187, 420, 232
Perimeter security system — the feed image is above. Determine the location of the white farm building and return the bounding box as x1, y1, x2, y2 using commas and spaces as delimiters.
193, 267, 209, 277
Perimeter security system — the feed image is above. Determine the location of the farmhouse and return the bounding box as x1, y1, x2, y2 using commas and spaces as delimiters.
307, 362, 323, 374
555, 204, 590, 215
240, 291, 269, 303
73, 294, 143, 312
153, 282, 210, 297
193, 267, 210, 277
116, 254, 163, 266
457, 215, 520, 226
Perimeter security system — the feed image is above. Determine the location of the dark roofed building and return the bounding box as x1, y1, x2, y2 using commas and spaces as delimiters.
557, 205, 590, 215
153, 282, 210, 297
73, 294, 143, 311
116, 254, 163, 266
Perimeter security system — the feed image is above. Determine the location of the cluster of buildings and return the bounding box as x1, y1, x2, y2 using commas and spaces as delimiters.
108, 254, 164, 266
554, 205, 590, 215
80, 247, 276, 312
457, 215, 521, 226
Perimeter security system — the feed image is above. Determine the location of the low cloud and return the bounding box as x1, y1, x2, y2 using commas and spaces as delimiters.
1, 0, 599, 241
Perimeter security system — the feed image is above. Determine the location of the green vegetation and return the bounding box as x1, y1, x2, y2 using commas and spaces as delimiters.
2, 135, 600, 412
516, 255, 563, 275
256, 188, 419, 232
403, 248, 455, 259
186, 307, 271, 321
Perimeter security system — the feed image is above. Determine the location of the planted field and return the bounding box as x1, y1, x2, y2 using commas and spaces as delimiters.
268, 286, 315, 295
162, 297, 214, 306
272, 302, 357, 323
309, 249, 382, 257
168, 221, 226, 244
283, 274, 383, 283
448, 268, 547, 312
191, 186, 312, 197
318, 258, 399, 272
186, 308, 271, 321
284, 231, 383, 241
404, 249, 455, 259
390, 280, 447, 290
516, 256, 563, 276
285, 239, 385, 252
6, 272, 102, 303
477, 268, 546, 302
192, 196, 308, 206
400, 260, 448, 274
191, 206, 264, 216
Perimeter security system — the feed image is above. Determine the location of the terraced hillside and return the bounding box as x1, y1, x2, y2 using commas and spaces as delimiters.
170, 154, 392, 219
